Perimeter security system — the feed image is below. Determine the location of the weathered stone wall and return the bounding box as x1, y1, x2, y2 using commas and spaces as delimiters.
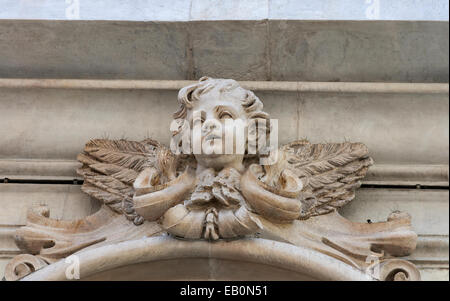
0, 20, 448, 82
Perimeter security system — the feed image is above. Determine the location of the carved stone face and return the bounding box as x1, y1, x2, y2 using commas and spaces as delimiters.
186, 88, 248, 172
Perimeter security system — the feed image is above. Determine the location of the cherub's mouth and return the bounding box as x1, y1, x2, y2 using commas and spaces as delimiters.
205, 134, 222, 142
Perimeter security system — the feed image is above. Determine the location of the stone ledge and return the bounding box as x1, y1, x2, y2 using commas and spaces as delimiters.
1, 159, 448, 186
1, 81, 448, 165
1, 184, 448, 240
0, 78, 448, 93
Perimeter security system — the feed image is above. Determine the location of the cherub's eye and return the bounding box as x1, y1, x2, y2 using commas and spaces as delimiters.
192, 117, 204, 127
219, 112, 233, 119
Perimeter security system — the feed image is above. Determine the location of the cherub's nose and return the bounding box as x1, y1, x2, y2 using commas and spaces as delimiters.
202, 119, 220, 133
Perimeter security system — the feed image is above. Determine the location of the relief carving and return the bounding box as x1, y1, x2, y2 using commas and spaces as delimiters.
6, 77, 420, 281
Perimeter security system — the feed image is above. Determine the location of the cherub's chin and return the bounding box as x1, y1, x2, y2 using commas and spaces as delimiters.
196, 154, 228, 164
195, 154, 244, 170
204, 154, 222, 158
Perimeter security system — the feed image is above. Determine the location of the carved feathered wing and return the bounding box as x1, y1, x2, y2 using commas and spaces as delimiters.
77, 138, 173, 225
279, 141, 373, 219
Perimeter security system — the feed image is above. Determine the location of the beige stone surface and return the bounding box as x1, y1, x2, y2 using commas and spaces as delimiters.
340, 188, 449, 236
269, 21, 449, 82
0, 88, 178, 160
296, 92, 449, 165
0, 159, 81, 180
0, 20, 447, 82
189, 21, 268, 80
418, 268, 449, 281
0, 257, 9, 279
406, 235, 449, 264
0, 184, 100, 225
0, 85, 447, 168
84, 258, 315, 281
0, 20, 190, 80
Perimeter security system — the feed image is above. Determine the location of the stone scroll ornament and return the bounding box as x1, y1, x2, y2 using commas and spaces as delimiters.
6, 77, 420, 281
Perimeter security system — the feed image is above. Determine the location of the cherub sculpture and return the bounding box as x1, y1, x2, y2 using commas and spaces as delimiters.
80, 76, 375, 241
7, 77, 420, 281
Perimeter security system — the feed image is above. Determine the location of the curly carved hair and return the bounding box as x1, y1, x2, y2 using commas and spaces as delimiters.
174, 76, 270, 122
172, 77, 272, 155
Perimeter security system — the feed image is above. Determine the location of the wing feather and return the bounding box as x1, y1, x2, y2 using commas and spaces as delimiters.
77, 138, 166, 225
280, 141, 373, 219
